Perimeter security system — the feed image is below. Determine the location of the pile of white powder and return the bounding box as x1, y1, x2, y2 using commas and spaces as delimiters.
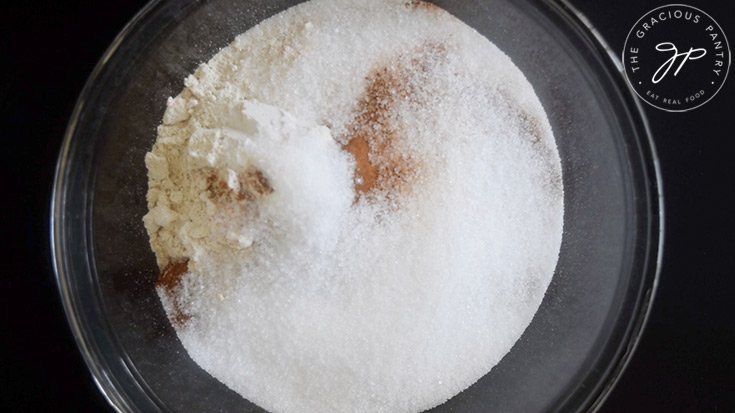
143, 0, 564, 412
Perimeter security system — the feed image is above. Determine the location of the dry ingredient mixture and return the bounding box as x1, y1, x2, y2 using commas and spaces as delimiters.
143, 0, 564, 412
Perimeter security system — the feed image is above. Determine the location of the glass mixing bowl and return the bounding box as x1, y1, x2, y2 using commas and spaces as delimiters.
51, 0, 662, 411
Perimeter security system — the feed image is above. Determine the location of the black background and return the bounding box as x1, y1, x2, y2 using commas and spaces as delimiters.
1, 0, 733, 411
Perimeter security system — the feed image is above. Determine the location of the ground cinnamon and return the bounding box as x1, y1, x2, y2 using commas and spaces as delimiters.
405, 0, 441, 12
206, 168, 273, 202
156, 42, 445, 310
343, 65, 414, 196
343, 43, 447, 199
156, 260, 191, 324
156, 168, 274, 324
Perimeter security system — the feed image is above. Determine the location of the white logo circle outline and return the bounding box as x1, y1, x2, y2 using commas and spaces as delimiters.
622, 3, 731, 112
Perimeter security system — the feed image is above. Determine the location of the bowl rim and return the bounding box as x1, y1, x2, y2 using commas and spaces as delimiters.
554, 0, 664, 409
50, 0, 664, 412
51, 2, 169, 411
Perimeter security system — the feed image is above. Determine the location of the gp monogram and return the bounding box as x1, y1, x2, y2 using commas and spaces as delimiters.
623, 4, 730, 112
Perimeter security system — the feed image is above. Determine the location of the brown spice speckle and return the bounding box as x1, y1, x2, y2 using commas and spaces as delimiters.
344, 66, 415, 196
156, 260, 191, 325
206, 168, 273, 202
405, 0, 441, 12
343, 42, 447, 200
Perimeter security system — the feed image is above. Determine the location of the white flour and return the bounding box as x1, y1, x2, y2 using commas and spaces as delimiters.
143, 0, 564, 412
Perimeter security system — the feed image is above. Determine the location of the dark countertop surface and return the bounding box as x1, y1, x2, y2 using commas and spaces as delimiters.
2, 0, 733, 411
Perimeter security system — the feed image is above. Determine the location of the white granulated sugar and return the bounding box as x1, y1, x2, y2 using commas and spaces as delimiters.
143, 0, 564, 412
